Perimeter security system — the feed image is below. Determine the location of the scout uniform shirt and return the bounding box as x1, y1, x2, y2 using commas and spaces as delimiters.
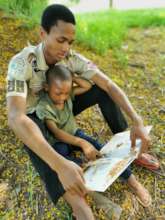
36, 92, 77, 144
6, 43, 101, 114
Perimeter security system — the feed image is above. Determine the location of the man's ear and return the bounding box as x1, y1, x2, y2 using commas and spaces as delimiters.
40, 26, 47, 41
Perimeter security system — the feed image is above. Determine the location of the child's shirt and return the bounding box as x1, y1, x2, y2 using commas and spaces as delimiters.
36, 93, 77, 144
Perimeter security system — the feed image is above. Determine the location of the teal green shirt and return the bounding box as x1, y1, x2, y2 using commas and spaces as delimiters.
36, 93, 77, 144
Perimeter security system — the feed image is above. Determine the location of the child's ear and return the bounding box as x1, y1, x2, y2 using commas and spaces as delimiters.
43, 83, 49, 91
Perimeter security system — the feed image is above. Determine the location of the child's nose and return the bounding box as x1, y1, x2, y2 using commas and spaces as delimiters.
60, 95, 67, 101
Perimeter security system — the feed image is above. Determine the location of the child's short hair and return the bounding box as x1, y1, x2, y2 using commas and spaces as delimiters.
45, 65, 72, 85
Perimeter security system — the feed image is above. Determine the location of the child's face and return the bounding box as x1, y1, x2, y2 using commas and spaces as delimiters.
46, 78, 72, 105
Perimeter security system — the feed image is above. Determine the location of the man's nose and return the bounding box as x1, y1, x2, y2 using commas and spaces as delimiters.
62, 42, 70, 52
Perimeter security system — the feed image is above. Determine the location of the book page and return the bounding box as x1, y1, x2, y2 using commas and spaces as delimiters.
84, 126, 152, 192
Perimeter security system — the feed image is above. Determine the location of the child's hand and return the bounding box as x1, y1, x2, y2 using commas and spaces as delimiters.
79, 140, 101, 161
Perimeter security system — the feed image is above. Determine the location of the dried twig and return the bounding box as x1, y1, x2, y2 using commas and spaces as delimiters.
154, 177, 157, 202
128, 62, 145, 69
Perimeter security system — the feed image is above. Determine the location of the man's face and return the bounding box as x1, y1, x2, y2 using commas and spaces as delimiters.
47, 79, 72, 105
41, 20, 75, 64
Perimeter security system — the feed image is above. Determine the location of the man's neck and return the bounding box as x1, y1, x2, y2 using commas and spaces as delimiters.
43, 44, 57, 66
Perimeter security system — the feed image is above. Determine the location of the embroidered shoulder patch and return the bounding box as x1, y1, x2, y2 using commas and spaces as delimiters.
7, 80, 25, 93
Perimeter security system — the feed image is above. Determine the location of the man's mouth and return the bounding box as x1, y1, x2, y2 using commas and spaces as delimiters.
57, 53, 66, 58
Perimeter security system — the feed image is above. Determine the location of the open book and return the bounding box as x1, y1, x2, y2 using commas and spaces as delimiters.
84, 126, 152, 192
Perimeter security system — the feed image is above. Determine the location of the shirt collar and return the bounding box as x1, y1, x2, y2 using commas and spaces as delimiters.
35, 43, 73, 70
35, 43, 49, 71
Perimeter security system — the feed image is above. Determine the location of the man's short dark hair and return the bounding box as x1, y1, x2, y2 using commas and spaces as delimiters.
41, 4, 76, 33
46, 65, 72, 85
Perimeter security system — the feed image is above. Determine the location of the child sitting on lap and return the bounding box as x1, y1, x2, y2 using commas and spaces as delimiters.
36, 64, 102, 165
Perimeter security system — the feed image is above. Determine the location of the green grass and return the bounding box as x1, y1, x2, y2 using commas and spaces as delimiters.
76, 8, 165, 54
0, 1, 165, 54
120, 8, 165, 27
76, 10, 127, 54
76, 11, 126, 54
0, 0, 47, 25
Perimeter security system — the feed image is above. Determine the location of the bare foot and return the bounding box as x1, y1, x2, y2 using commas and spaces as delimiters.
127, 174, 152, 207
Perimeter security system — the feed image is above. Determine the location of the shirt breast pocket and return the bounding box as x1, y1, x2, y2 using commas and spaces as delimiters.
29, 70, 46, 94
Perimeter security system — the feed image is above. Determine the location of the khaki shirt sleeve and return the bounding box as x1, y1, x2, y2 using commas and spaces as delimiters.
6, 55, 31, 98
67, 51, 101, 80
36, 102, 58, 124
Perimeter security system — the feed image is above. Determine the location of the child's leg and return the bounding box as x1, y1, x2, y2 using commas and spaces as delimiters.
120, 166, 132, 180
52, 142, 70, 157
53, 142, 83, 164
74, 129, 103, 151
63, 191, 95, 220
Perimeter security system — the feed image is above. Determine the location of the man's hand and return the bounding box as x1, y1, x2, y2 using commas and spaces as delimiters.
79, 140, 101, 161
58, 160, 88, 196
130, 118, 151, 154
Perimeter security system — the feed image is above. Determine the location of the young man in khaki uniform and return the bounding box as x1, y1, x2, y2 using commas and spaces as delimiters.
7, 4, 151, 219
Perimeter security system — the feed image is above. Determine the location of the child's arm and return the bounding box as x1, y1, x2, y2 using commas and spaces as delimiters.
46, 119, 101, 160
72, 76, 92, 96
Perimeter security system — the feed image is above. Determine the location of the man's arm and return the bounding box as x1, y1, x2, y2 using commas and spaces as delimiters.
7, 96, 87, 196
72, 76, 92, 96
91, 71, 151, 153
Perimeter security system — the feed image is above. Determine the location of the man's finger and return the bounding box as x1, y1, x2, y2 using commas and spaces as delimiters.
131, 135, 136, 148
74, 184, 85, 197
69, 185, 83, 197
68, 188, 76, 196
77, 173, 88, 196
78, 167, 86, 184
78, 182, 87, 196
140, 141, 148, 153
146, 137, 151, 146
141, 138, 150, 154
89, 153, 95, 161
96, 151, 102, 158
137, 151, 143, 158
77, 183, 87, 197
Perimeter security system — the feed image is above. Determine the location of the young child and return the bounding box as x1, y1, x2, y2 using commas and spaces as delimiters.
36, 65, 102, 164
35, 65, 151, 219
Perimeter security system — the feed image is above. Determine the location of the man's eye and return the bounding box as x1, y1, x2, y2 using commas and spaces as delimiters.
57, 39, 65, 43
